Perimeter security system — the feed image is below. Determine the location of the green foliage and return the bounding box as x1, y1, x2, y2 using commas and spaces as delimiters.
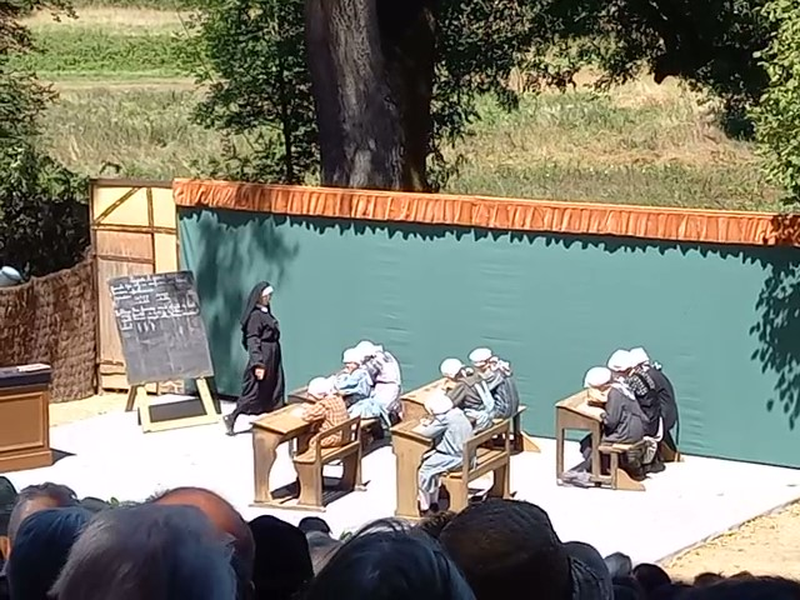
188, 0, 317, 184
9, 28, 197, 78
753, 0, 800, 202
1, 0, 91, 276
0, 144, 89, 277
546, 0, 773, 138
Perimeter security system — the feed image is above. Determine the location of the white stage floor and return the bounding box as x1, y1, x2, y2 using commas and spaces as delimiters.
5, 407, 800, 565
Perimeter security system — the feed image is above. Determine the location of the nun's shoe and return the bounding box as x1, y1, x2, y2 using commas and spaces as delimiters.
223, 414, 236, 436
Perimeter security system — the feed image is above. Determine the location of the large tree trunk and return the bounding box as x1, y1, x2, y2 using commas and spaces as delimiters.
305, 0, 435, 191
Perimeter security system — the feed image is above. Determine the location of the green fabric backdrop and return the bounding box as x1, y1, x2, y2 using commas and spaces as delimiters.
179, 207, 800, 468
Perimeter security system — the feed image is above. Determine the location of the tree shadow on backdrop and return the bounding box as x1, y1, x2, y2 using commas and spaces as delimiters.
750, 214, 800, 430
182, 206, 799, 430
187, 207, 300, 397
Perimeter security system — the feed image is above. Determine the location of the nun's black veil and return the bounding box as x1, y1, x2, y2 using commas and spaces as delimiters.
240, 281, 271, 330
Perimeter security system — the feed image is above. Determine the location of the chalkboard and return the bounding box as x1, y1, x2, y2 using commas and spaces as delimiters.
108, 271, 214, 386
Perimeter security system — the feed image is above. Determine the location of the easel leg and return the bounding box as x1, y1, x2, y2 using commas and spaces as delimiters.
125, 387, 136, 412
135, 386, 154, 433
196, 378, 220, 421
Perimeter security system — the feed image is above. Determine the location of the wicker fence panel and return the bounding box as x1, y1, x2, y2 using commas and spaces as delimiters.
0, 259, 96, 402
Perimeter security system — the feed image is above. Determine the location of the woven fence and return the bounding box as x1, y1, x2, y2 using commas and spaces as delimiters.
0, 259, 96, 402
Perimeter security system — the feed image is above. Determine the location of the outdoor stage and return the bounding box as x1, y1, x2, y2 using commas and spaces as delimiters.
5, 405, 800, 565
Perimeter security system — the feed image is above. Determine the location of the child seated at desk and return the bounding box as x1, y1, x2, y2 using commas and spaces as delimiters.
302, 377, 349, 448
468, 347, 520, 419
413, 390, 473, 515
561, 366, 646, 489
335, 348, 390, 430
440, 358, 494, 432
354, 340, 403, 422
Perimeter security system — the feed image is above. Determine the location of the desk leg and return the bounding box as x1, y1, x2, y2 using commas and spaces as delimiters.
253, 429, 282, 504
393, 440, 423, 520
555, 414, 565, 481
590, 424, 601, 482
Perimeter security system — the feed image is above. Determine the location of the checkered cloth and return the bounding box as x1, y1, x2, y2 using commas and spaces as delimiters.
303, 395, 349, 448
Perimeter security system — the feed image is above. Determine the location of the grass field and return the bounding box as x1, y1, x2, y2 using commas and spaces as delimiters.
20, 6, 784, 210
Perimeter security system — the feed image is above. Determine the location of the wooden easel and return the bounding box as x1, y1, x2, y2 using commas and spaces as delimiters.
125, 377, 220, 433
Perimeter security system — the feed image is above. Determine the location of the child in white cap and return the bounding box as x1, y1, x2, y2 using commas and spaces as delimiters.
413, 390, 473, 515
468, 347, 520, 419
354, 340, 403, 422
335, 348, 389, 430
439, 358, 494, 432
561, 366, 646, 488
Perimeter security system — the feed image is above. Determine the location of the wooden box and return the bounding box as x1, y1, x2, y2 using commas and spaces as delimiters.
0, 364, 53, 473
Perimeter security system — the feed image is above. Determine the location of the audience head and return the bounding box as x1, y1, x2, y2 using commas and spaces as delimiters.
607, 349, 635, 376
151, 487, 255, 599
628, 347, 651, 369
6, 507, 91, 600
0, 477, 18, 559
633, 563, 671, 594
682, 576, 800, 600
342, 348, 362, 373
614, 577, 646, 600
304, 519, 475, 600
468, 348, 493, 371
298, 517, 332, 536
604, 551, 633, 579
416, 511, 457, 540
440, 358, 465, 381
584, 366, 613, 392
438, 499, 574, 600
425, 391, 454, 417
6, 482, 79, 555
563, 541, 614, 600
307, 377, 335, 401
52, 503, 237, 600
298, 518, 341, 575
248, 515, 313, 600
693, 572, 725, 588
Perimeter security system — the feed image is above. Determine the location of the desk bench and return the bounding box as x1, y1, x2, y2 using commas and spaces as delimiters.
293, 416, 364, 510
441, 419, 512, 511
598, 442, 647, 492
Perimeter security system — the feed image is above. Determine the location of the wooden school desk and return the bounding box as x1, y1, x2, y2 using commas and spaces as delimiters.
390, 418, 435, 520
251, 405, 312, 505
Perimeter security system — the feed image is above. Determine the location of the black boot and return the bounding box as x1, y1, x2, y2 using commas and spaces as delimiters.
223, 414, 236, 436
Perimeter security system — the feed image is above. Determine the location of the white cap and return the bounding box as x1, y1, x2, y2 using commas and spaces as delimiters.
607, 349, 634, 372
468, 347, 493, 364
354, 340, 377, 359
424, 390, 453, 415
307, 376, 333, 399
261, 285, 274, 297
584, 366, 612, 389
440, 358, 464, 379
629, 347, 650, 367
342, 348, 362, 364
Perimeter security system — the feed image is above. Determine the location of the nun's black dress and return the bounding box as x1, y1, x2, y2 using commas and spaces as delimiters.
224, 281, 286, 435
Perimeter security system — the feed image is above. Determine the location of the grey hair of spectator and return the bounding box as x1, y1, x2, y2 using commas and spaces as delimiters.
303, 518, 475, 600
8, 483, 78, 546
604, 552, 633, 580
51, 503, 237, 600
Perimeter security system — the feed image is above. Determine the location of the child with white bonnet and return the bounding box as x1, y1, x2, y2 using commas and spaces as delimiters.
413, 389, 473, 515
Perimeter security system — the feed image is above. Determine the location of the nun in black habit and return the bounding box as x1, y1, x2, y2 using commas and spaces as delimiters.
224, 281, 286, 435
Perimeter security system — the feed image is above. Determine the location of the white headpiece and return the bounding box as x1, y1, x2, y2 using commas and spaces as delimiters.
628, 347, 650, 367
424, 390, 453, 416
439, 358, 464, 379
354, 340, 378, 360
584, 366, 612, 389
606, 349, 634, 372
468, 347, 493, 364
261, 285, 274, 297
342, 348, 362, 365
307, 376, 334, 399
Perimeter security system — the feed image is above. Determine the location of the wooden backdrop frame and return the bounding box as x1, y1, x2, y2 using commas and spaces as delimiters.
90, 179, 180, 394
